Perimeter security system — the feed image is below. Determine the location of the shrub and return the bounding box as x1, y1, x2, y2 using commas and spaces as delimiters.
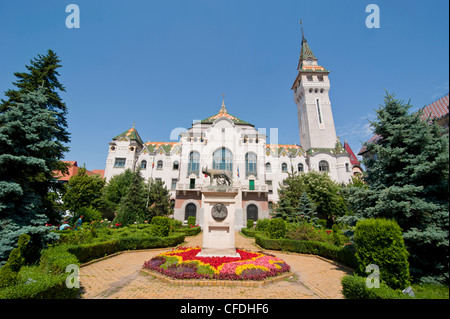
341, 275, 411, 299
255, 233, 357, 269
247, 219, 254, 229
187, 216, 196, 227
151, 216, 171, 237
267, 218, 287, 239
286, 222, 322, 242
354, 218, 410, 290
315, 219, 327, 229
0, 234, 31, 288
170, 219, 183, 229
73, 206, 103, 224
255, 218, 269, 232
39, 246, 79, 275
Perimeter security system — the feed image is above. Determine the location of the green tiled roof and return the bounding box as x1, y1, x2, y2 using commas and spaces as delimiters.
113, 127, 144, 145
197, 102, 254, 126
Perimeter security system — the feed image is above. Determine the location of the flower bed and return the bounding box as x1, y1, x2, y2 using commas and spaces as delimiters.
142, 246, 290, 281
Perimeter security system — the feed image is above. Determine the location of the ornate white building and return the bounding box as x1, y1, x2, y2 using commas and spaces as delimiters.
103, 28, 357, 229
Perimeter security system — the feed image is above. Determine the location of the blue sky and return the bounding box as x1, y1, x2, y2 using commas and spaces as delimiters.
0, 0, 448, 171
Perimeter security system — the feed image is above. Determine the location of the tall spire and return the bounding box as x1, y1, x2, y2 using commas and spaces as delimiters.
300, 19, 305, 43
219, 93, 227, 114
297, 20, 317, 70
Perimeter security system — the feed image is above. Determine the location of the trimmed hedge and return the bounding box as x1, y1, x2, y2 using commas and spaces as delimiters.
67, 233, 185, 264
0, 232, 185, 299
255, 233, 357, 269
173, 226, 201, 236
341, 275, 411, 299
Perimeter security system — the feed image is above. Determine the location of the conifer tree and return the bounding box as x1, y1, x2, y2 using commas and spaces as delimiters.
0, 50, 70, 223
355, 92, 449, 283
146, 179, 173, 219
298, 191, 318, 225
114, 170, 148, 226
0, 89, 60, 264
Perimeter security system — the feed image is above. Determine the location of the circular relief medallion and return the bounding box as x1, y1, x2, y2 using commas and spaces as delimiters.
211, 203, 228, 222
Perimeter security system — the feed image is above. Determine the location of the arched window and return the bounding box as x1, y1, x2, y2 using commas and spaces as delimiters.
245, 152, 257, 177
188, 152, 200, 175
319, 160, 329, 172
265, 162, 271, 172
298, 163, 304, 172
185, 203, 197, 221
212, 147, 233, 173
157, 160, 163, 170
173, 161, 179, 170
281, 163, 288, 173
247, 204, 258, 221
140, 160, 147, 169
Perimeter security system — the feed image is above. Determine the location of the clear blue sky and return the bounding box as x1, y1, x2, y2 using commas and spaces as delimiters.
0, 0, 448, 170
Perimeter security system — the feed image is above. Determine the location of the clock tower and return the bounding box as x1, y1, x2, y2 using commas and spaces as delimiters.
291, 22, 337, 151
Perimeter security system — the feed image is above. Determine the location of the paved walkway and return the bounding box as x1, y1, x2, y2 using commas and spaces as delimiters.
79, 232, 352, 299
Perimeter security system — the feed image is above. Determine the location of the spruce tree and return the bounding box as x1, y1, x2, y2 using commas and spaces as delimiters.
1, 49, 70, 223
114, 170, 148, 226
146, 179, 173, 219
0, 89, 60, 264
357, 92, 449, 283
298, 191, 318, 225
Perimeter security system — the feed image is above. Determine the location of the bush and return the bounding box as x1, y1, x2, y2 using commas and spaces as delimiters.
315, 219, 327, 229
39, 246, 79, 275
267, 218, 287, 239
0, 234, 31, 288
247, 219, 254, 229
73, 206, 103, 224
341, 274, 411, 299
286, 222, 323, 242
255, 233, 357, 269
354, 218, 410, 290
151, 216, 171, 237
255, 219, 269, 232
0, 266, 79, 299
173, 226, 201, 236
187, 216, 196, 227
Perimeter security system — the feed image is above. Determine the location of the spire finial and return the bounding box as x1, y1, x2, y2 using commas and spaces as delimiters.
300, 19, 305, 42
220, 93, 227, 113
132, 121, 136, 128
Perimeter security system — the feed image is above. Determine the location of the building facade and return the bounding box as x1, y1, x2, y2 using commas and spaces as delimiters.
103, 29, 356, 229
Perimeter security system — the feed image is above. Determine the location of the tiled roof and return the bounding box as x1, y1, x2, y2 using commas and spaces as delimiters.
420, 93, 449, 122
113, 126, 144, 145
266, 144, 304, 157
358, 93, 449, 155
144, 141, 180, 154
344, 141, 361, 166
199, 102, 254, 126
54, 161, 104, 181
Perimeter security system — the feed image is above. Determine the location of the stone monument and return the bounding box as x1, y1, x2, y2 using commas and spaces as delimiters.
196, 168, 240, 257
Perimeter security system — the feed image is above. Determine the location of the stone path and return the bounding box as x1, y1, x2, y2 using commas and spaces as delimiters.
79, 232, 352, 299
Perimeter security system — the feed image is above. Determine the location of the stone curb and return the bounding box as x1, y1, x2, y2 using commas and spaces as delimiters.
140, 268, 294, 287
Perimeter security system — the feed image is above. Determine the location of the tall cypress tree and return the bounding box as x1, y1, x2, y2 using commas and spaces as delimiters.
0, 89, 60, 264
357, 92, 449, 283
0, 50, 70, 223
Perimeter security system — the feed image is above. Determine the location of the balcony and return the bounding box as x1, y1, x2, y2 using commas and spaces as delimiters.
242, 184, 268, 197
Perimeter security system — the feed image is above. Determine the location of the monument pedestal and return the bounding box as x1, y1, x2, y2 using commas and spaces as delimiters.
196, 186, 240, 258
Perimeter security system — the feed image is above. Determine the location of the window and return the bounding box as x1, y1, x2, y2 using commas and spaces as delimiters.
140, 160, 147, 170
114, 158, 126, 168
316, 99, 323, 124
157, 160, 163, 170
307, 75, 313, 81
173, 161, 179, 170
319, 160, 329, 172
185, 203, 197, 220
155, 178, 162, 183
298, 163, 304, 172
265, 162, 271, 172
245, 152, 257, 177
188, 151, 200, 175
281, 163, 288, 173
247, 204, 258, 221
212, 147, 233, 173
171, 179, 177, 190
189, 178, 196, 189
266, 180, 273, 194
318, 75, 324, 81
345, 163, 351, 172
